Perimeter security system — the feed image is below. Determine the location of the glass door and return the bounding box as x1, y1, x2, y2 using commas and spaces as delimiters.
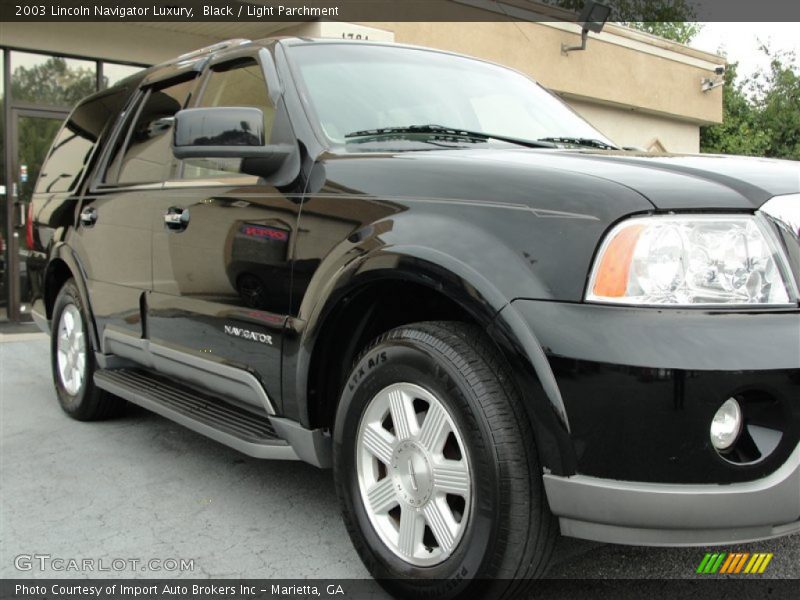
2, 108, 66, 320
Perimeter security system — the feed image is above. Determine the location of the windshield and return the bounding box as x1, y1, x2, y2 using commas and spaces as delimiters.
288, 43, 613, 147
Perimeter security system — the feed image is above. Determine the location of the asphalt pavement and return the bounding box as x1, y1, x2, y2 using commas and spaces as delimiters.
1, 335, 798, 589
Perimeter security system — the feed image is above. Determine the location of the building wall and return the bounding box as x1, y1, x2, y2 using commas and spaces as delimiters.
3, 18, 724, 153
373, 21, 723, 125
565, 98, 700, 153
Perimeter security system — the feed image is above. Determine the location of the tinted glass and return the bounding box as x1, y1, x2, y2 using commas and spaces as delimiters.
181, 59, 273, 180
102, 62, 144, 89
289, 44, 611, 145
11, 51, 96, 107
112, 77, 196, 185
37, 87, 130, 194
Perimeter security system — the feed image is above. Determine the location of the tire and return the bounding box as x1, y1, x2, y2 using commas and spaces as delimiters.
334, 321, 556, 600
51, 279, 125, 420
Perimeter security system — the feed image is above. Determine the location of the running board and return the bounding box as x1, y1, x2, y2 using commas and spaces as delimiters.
94, 369, 299, 461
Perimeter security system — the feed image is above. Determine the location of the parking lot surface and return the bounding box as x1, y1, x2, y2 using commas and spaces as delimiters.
2, 336, 798, 585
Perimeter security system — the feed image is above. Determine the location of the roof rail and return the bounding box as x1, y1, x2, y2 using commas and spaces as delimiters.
176, 39, 252, 61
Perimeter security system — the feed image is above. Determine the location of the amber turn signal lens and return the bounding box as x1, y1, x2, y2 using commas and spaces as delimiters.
591, 224, 645, 297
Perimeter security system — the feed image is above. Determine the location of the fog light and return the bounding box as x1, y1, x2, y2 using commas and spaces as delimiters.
710, 398, 743, 451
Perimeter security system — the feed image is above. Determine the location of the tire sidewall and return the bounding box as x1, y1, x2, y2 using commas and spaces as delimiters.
51, 281, 93, 414
334, 336, 502, 596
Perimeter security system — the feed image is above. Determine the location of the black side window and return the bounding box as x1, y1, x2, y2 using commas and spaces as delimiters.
36, 87, 129, 194
105, 77, 196, 185
181, 59, 274, 180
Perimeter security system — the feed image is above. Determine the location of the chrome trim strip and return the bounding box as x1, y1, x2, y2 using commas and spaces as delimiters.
102, 326, 276, 414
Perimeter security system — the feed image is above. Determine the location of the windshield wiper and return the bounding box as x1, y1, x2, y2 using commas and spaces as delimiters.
345, 124, 555, 149
537, 136, 619, 150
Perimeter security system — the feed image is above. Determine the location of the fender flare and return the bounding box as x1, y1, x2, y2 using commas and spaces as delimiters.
45, 243, 100, 352
295, 244, 575, 475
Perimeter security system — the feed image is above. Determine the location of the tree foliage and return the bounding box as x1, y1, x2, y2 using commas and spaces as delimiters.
0, 57, 98, 203
701, 47, 800, 160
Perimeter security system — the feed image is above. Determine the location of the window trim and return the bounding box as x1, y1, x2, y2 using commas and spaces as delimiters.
91, 73, 200, 191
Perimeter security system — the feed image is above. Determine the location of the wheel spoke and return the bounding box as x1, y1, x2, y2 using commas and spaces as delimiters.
367, 478, 398, 514
57, 333, 70, 353
362, 423, 395, 465
63, 310, 74, 335
433, 460, 470, 496
397, 506, 420, 558
74, 330, 85, 351
418, 402, 449, 453
388, 388, 416, 441
423, 497, 457, 553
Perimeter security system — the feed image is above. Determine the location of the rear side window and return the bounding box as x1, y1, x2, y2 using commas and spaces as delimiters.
181, 59, 274, 180
105, 77, 196, 185
36, 87, 129, 194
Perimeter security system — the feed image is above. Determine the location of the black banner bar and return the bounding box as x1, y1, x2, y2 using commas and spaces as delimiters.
1, 0, 799, 23
3, 579, 800, 600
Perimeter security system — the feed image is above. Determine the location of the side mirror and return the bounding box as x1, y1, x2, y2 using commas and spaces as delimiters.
173, 107, 293, 178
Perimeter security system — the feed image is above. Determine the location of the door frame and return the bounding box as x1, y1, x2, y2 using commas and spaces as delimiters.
3, 106, 69, 320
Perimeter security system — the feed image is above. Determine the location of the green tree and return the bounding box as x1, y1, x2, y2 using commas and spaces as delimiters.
701, 47, 800, 160
699, 63, 769, 156
612, 0, 701, 44
751, 47, 800, 159
7, 57, 96, 204
10, 56, 96, 107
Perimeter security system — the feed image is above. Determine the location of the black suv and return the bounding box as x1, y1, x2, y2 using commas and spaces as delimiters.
30, 38, 800, 598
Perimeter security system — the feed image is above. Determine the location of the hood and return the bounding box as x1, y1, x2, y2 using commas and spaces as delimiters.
458, 149, 800, 210
327, 147, 799, 211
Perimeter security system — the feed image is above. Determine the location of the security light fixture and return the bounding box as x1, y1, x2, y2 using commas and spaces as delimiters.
561, 1, 612, 56
701, 66, 726, 93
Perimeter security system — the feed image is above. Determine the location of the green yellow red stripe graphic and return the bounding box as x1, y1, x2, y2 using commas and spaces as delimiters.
696, 552, 773, 574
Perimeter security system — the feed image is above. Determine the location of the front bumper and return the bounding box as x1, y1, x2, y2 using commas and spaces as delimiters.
544, 443, 800, 546
507, 300, 800, 545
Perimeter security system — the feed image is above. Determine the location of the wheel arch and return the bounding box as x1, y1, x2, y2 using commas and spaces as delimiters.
294, 245, 575, 475
43, 244, 99, 351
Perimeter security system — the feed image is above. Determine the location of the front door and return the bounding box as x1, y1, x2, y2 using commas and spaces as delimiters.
75, 77, 198, 342
146, 55, 300, 413
5, 108, 67, 320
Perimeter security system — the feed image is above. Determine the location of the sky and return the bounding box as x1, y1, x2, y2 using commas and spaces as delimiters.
689, 22, 799, 80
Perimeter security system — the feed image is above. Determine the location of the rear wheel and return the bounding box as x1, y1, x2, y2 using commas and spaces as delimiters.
334, 321, 556, 600
51, 279, 125, 420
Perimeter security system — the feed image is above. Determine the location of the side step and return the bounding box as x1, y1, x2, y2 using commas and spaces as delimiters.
95, 369, 299, 461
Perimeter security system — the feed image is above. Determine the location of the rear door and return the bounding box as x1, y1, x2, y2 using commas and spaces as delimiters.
146, 52, 301, 413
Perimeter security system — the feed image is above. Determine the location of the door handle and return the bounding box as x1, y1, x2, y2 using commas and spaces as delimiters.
164, 207, 189, 231
79, 207, 97, 227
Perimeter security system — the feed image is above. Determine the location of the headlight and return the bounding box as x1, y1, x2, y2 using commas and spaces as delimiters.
587, 215, 795, 306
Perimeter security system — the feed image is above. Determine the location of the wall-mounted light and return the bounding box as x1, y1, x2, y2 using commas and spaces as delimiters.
561, 1, 612, 56
701, 66, 727, 93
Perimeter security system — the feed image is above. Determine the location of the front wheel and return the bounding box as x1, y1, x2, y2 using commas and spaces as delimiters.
334, 322, 556, 600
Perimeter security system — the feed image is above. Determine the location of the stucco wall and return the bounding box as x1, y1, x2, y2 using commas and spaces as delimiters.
4, 19, 722, 153
565, 98, 701, 153
375, 21, 723, 127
